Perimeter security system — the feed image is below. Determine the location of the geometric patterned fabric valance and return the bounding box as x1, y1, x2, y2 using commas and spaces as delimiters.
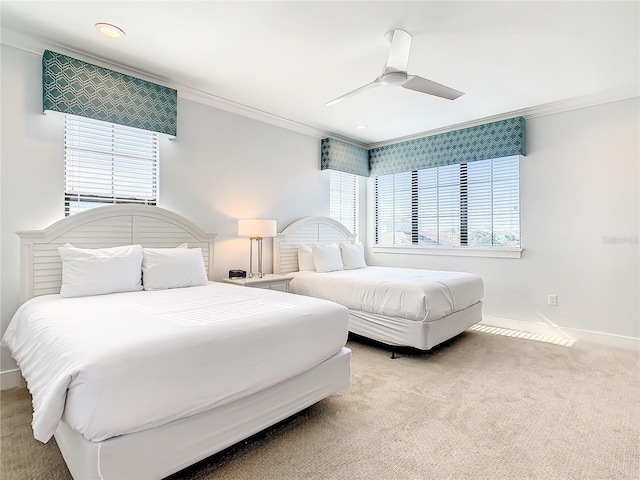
42, 50, 177, 136
369, 117, 526, 176
320, 137, 370, 177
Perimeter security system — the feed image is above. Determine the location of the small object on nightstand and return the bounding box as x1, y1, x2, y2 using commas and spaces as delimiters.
229, 269, 246, 279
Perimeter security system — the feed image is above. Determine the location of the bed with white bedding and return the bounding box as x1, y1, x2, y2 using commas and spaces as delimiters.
274, 216, 483, 351
2, 205, 351, 480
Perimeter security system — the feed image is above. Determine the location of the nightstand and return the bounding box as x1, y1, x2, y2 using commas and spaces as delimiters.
222, 274, 294, 293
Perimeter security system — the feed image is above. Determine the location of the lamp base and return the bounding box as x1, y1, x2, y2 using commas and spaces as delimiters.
247, 237, 267, 279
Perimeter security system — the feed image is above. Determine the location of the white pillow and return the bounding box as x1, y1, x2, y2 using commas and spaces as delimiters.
340, 242, 367, 270
311, 243, 343, 273
297, 245, 316, 271
142, 246, 208, 290
58, 244, 144, 298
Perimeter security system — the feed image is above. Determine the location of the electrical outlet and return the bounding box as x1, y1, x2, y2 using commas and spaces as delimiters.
548, 294, 557, 306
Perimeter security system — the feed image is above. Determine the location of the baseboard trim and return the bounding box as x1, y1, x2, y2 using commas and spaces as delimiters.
481, 316, 639, 350
0, 369, 26, 390
563, 328, 640, 351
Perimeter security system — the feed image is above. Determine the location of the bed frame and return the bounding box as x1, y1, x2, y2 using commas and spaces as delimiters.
273, 216, 482, 351
16, 205, 351, 479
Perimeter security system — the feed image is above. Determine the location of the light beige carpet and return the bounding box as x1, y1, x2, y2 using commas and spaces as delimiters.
1, 331, 639, 479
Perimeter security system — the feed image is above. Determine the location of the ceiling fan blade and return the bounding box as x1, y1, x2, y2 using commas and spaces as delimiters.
326, 79, 381, 106
383, 29, 412, 74
402, 75, 464, 100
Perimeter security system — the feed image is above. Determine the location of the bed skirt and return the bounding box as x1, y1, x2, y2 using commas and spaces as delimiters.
54, 347, 351, 480
348, 302, 482, 350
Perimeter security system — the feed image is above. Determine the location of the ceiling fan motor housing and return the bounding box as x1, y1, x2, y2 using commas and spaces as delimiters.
380, 72, 407, 86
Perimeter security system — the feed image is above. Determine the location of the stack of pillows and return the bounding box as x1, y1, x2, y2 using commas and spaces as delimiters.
58, 243, 208, 298
298, 242, 367, 273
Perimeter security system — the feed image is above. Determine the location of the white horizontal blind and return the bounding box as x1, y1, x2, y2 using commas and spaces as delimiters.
418, 164, 461, 246
375, 156, 520, 248
466, 156, 520, 247
329, 170, 359, 235
64, 115, 158, 216
375, 171, 412, 244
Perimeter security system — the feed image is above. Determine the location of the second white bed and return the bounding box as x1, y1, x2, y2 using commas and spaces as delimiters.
289, 267, 483, 350
274, 216, 484, 351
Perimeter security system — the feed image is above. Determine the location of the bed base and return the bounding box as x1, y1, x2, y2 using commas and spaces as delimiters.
54, 347, 351, 480
347, 301, 482, 354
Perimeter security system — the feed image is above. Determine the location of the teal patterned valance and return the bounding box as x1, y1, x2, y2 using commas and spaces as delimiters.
369, 117, 526, 176
321, 138, 370, 177
42, 50, 177, 136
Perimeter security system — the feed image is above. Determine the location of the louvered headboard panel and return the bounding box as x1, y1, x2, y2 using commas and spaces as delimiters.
18, 205, 216, 302
273, 217, 356, 275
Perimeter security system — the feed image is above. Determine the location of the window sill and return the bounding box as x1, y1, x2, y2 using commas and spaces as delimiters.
372, 245, 523, 259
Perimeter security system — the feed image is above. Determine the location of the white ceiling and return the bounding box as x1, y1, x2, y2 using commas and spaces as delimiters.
2, 1, 638, 146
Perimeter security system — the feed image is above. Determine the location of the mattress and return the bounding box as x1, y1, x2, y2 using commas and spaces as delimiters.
1, 282, 349, 443
289, 266, 483, 322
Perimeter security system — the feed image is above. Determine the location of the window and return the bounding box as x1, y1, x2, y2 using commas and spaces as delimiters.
64, 115, 159, 216
375, 156, 520, 248
329, 170, 359, 235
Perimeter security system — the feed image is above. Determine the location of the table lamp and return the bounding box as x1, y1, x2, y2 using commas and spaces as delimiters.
237, 219, 277, 278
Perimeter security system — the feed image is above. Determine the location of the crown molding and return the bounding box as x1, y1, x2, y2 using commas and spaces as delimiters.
177, 87, 327, 139
365, 86, 639, 149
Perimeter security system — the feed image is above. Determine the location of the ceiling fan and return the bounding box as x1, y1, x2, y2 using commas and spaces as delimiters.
326, 29, 464, 106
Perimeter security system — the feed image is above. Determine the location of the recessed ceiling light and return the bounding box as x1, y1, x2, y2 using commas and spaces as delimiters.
95, 23, 126, 39
355, 124, 368, 130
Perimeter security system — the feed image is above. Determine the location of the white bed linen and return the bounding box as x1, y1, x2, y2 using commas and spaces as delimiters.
289, 266, 483, 322
1, 282, 348, 443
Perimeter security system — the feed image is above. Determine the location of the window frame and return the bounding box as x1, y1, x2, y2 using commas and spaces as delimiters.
373, 156, 522, 258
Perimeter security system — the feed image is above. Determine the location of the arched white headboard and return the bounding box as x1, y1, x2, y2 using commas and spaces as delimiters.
18, 205, 217, 302
273, 216, 355, 274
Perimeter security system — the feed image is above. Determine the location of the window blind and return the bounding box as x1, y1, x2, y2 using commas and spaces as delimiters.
375, 156, 520, 248
417, 163, 461, 246
375, 171, 412, 245
329, 170, 359, 235
64, 115, 158, 216
466, 156, 520, 247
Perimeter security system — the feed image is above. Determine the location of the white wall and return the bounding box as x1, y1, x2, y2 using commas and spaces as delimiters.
0, 44, 330, 373
158, 98, 329, 279
367, 98, 639, 344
